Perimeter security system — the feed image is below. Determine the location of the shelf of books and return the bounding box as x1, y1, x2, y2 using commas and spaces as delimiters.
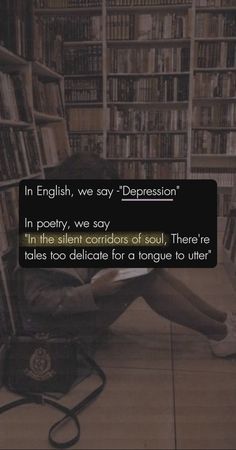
0, 45, 41, 363
106, 0, 191, 178
0, 3, 71, 375
191, 0, 236, 219
35, 0, 192, 178
40, 2, 105, 156
31, 54, 71, 170
34, 0, 236, 186
0, 0, 33, 60
223, 184, 236, 290
33, 0, 236, 280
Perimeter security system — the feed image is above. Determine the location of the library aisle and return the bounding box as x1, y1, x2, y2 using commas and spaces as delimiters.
0, 240, 235, 449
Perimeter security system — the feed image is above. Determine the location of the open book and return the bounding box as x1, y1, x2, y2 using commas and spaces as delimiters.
91, 268, 153, 283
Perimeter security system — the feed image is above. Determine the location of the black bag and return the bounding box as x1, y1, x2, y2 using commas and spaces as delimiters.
4, 335, 78, 395
0, 334, 106, 449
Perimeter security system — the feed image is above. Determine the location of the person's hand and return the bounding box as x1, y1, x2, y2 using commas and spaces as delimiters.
91, 269, 126, 297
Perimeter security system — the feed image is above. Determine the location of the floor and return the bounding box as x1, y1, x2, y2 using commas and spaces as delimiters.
0, 238, 236, 449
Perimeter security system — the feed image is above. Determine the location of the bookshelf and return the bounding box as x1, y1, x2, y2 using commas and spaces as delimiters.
223, 184, 236, 289
61, 5, 105, 155
0, 47, 39, 360
0, 0, 235, 348
0, 0, 33, 60
34, 0, 236, 193
192, 1, 236, 218
32, 55, 71, 171
0, 4, 71, 379
40, 0, 191, 178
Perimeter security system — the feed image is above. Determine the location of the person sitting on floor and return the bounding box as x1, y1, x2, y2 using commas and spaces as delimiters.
17, 152, 236, 358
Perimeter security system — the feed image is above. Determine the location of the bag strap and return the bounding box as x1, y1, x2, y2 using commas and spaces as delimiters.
0, 394, 81, 449
0, 341, 106, 449
48, 342, 106, 449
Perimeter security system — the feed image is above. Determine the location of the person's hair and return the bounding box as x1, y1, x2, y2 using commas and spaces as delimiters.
49, 152, 119, 180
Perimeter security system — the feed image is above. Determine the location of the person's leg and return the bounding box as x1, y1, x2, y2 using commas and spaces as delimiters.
160, 269, 227, 323
136, 269, 227, 340
49, 269, 227, 342
93, 281, 142, 333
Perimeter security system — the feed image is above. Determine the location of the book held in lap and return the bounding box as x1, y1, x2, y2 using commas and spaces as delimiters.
91, 268, 153, 283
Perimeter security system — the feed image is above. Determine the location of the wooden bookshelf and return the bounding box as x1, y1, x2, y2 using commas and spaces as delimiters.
0, 173, 42, 189
197, 8, 236, 12
108, 130, 188, 134
64, 41, 103, 46
35, 7, 102, 15
0, 8, 71, 359
34, 111, 65, 123
31, 58, 71, 166
107, 4, 191, 12
223, 184, 236, 290
47, 1, 190, 175
0, 45, 43, 342
194, 67, 236, 72
0, 1, 33, 60
107, 157, 186, 161
65, 102, 103, 107
33, 0, 236, 194
32, 61, 63, 80
107, 72, 190, 76
192, 2, 236, 220
0, 119, 32, 128
195, 37, 236, 41
106, 39, 191, 47
0, 46, 28, 66
107, 101, 189, 106
0, 78, 29, 349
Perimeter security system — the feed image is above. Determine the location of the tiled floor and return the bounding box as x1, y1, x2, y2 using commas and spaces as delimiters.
0, 252, 236, 448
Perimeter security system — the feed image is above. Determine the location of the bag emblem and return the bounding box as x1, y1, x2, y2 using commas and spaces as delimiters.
24, 347, 56, 381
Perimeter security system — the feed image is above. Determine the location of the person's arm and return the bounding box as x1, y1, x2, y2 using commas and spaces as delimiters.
21, 269, 98, 315
20, 269, 125, 316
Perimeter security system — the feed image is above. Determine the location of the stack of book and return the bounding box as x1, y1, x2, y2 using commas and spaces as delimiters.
37, 123, 71, 166
192, 168, 236, 187
0, 71, 32, 122
107, 75, 189, 102
107, 12, 191, 40
33, 16, 63, 73
109, 107, 187, 131
64, 46, 102, 75
35, 0, 102, 7
195, 42, 236, 68
33, 76, 64, 116
117, 160, 186, 178
107, 0, 191, 6
196, 12, 236, 38
218, 190, 232, 217
0, 187, 19, 253
37, 15, 102, 41
0, 0, 32, 58
107, 133, 187, 158
193, 130, 236, 155
69, 133, 103, 154
224, 208, 236, 263
196, 0, 235, 7
0, 129, 41, 181
107, 47, 190, 73
65, 78, 102, 103
193, 104, 236, 127
0, 271, 11, 336
194, 72, 236, 99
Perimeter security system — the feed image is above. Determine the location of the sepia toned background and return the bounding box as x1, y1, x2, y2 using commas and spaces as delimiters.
0, 0, 236, 448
